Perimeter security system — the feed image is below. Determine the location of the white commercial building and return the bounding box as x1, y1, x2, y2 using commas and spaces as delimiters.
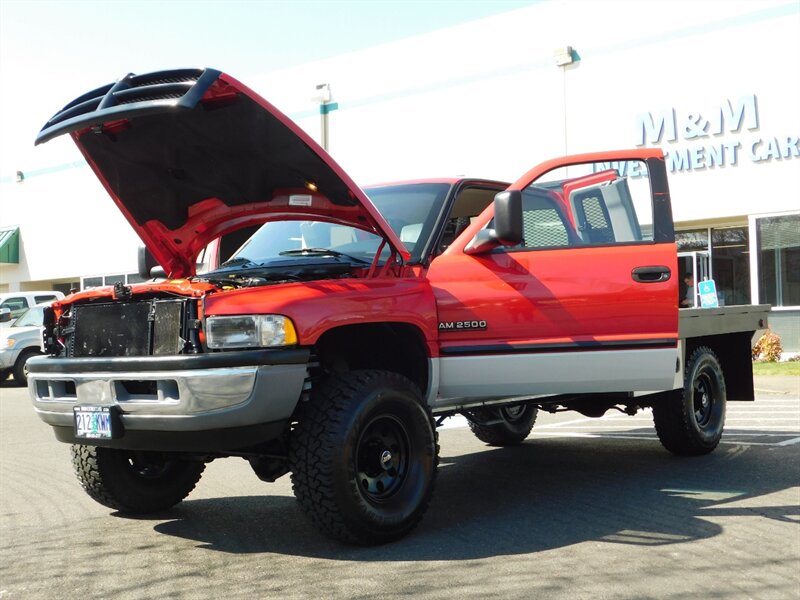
1, 1, 798, 348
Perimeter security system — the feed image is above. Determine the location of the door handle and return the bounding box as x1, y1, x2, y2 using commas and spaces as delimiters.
631, 265, 671, 283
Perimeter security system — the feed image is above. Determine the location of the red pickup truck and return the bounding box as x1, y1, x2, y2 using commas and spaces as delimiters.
30, 68, 769, 545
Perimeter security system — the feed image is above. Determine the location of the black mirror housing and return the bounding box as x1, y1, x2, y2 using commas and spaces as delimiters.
137, 246, 165, 279
493, 190, 523, 245
465, 190, 523, 254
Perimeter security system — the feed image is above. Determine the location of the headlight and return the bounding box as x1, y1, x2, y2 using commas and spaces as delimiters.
205, 315, 298, 350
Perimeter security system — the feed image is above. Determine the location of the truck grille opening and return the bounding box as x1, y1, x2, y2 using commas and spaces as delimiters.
114, 379, 179, 402
118, 380, 158, 396
66, 299, 190, 358
35, 380, 77, 401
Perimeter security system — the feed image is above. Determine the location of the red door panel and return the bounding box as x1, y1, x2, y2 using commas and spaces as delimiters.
429, 243, 677, 353
428, 150, 679, 399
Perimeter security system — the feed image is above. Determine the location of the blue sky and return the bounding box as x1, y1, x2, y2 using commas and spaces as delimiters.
0, 0, 535, 174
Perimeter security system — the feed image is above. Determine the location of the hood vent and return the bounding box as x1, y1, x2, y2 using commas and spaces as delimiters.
36, 68, 221, 145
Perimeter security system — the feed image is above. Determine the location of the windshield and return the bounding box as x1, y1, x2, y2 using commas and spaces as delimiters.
225, 183, 451, 267
12, 306, 44, 328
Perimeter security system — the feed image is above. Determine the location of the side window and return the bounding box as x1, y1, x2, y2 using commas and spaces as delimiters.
438, 187, 498, 253
519, 190, 575, 249
0, 297, 28, 312
573, 192, 614, 244
487, 189, 577, 251
526, 161, 654, 246
34, 295, 57, 304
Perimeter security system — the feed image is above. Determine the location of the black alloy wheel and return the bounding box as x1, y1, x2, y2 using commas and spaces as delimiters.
356, 414, 411, 502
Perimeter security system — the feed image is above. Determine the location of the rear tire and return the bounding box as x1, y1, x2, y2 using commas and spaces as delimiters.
289, 370, 439, 545
653, 346, 726, 456
467, 404, 538, 446
71, 445, 205, 513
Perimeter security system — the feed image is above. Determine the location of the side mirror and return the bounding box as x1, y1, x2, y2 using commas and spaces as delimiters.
137, 246, 166, 279
465, 190, 523, 254
0, 308, 11, 323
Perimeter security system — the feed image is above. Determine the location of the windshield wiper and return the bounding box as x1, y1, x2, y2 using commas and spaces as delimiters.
278, 248, 370, 264
218, 257, 260, 269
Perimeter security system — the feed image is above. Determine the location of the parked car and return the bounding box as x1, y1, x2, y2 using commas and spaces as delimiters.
0, 291, 64, 321
0, 303, 51, 385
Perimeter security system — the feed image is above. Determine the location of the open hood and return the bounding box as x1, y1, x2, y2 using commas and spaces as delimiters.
36, 68, 410, 276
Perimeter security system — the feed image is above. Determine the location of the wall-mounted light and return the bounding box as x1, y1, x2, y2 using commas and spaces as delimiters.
15, 171, 24, 183
312, 83, 331, 104
554, 46, 576, 67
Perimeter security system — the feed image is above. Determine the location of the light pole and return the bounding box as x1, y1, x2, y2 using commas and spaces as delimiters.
554, 46, 579, 156
312, 83, 338, 152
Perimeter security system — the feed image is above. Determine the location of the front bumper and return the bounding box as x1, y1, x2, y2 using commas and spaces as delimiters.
28, 348, 310, 450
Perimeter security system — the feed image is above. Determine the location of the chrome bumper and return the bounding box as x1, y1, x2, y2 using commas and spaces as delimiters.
28, 349, 309, 432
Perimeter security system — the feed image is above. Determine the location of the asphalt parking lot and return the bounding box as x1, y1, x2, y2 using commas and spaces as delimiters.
1, 376, 798, 599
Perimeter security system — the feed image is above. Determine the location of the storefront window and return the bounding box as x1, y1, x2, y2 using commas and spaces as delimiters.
757, 215, 800, 307
676, 229, 709, 252
676, 227, 751, 306
82, 276, 103, 289
103, 274, 126, 286
81, 273, 150, 290
711, 227, 750, 305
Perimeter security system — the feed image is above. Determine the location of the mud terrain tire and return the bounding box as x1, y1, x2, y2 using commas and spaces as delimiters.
289, 370, 439, 545
653, 346, 727, 456
467, 404, 538, 446
71, 445, 205, 513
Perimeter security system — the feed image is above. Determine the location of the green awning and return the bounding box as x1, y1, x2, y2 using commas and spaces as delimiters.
0, 226, 19, 264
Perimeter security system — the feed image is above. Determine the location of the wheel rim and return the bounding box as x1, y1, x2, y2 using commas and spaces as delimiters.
692, 368, 717, 428
501, 405, 527, 422
356, 415, 410, 502
126, 452, 171, 479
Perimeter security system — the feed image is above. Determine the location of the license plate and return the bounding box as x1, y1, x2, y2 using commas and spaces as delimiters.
73, 406, 115, 439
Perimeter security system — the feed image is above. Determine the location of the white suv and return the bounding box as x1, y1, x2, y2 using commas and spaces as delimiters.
0, 302, 61, 384
0, 291, 64, 322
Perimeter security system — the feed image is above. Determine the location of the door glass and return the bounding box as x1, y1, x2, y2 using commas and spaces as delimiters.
522, 160, 654, 248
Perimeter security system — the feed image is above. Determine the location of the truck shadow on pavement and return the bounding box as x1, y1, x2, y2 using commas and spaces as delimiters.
152, 434, 800, 560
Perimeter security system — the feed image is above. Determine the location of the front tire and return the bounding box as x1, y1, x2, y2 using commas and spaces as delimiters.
467, 404, 538, 446
71, 445, 205, 513
289, 370, 439, 545
653, 346, 726, 456
12, 348, 41, 386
